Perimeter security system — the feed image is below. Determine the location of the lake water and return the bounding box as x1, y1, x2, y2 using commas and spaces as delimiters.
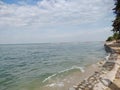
0, 42, 106, 90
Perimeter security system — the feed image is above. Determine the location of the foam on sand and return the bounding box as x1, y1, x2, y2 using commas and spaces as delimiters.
47, 82, 64, 87
43, 66, 84, 83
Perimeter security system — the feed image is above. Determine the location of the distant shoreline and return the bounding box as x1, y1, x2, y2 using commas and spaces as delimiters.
0, 41, 105, 45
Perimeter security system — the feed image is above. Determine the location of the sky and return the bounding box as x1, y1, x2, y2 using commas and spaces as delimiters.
0, 0, 115, 44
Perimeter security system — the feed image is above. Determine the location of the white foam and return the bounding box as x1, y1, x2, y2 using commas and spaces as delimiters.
48, 83, 56, 87
47, 82, 64, 87
58, 66, 85, 74
43, 66, 84, 83
42, 74, 56, 83
72, 66, 85, 73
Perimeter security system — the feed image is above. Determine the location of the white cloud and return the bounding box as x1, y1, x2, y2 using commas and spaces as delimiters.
0, 0, 114, 27
0, 0, 114, 43
0, 26, 112, 44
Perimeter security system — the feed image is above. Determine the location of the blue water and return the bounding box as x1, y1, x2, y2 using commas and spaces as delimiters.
0, 42, 106, 90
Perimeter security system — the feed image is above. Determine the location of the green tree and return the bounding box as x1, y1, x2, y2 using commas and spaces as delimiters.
112, 0, 120, 35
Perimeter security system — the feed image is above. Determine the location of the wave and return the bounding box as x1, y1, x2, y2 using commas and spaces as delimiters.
42, 66, 84, 83
42, 73, 57, 83
58, 66, 85, 74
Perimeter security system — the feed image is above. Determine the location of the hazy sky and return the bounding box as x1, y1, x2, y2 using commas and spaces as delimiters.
0, 0, 115, 44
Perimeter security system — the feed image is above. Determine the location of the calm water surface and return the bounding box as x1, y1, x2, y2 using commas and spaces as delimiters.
0, 42, 106, 90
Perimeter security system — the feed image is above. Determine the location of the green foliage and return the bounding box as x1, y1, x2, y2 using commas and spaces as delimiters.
113, 32, 120, 40
108, 0, 120, 41
112, 0, 120, 34
106, 33, 120, 41
106, 36, 114, 41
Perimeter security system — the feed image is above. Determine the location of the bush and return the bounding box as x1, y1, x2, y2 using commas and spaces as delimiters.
106, 33, 120, 41
113, 33, 120, 40
106, 36, 114, 41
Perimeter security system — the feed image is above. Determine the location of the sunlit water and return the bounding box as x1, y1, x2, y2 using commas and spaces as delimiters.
0, 42, 106, 90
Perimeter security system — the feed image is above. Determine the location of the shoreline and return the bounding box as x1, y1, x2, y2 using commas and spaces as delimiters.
40, 61, 104, 90
72, 41, 120, 90
40, 41, 120, 90
40, 56, 106, 90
